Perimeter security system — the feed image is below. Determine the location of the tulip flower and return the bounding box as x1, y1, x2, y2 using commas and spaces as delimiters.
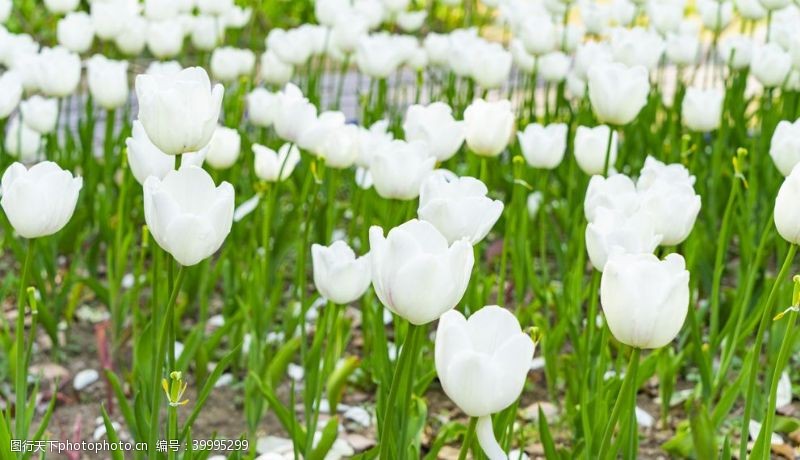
718, 35, 753, 70
770, 119, 800, 176
774, 164, 800, 244
114, 15, 147, 56
36, 46, 81, 98
574, 125, 618, 175
418, 175, 504, 245
681, 87, 723, 132
246, 88, 279, 128
87, 55, 130, 110
539, 52, 570, 83
463, 99, 515, 158
601, 253, 690, 348
90, 0, 138, 41
369, 219, 473, 325
311, 241, 371, 304
4, 117, 42, 161
637, 157, 701, 245
587, 62, 650, 126
470, 43, 512, 89
20, 96, 58, 135
146, 20, 185, 59
191, 15, 223, 51
259, 50, 294, 86
610, 27, 665, 70
517, 123, 567, 169
253, 143, 301, 182
0, 71, 23, 119
751, 43, 791, 88
210, 47, 256, 82
518, 15, 557, 55
205, 126, 241, 170
356, 120, 394, 168
584, 174, 639, 222
370, 140, 436, 200
1, 161, 82, 238
135, 67, 224, 156
403, 103, 465, 162
126, 120, 176, 185
44, 0, 79, 14
435, 305, 535, 458
143, 166, 234, 266
586, 207, 662, 271
527, 192, 543, 218
273, 84, 318, 144
666, 33, 700, 67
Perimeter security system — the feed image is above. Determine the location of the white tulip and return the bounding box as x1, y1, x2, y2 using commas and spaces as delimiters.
87, 55, 129, 110
370, 140, 436, 200
588, 62, 650, 125
45, 0, 79, 14
601, 253, 690, 349
609, 27, 664, 70
20, 96, 58, 135
774, 163, 800, 244
574, 125, 618, 175
144, 166, 234, 266
463, 99, 515, 158
1, 161, 82, 238
518, 15, 557, 56
369, 219, 474, 325
357, 120, 394, 168
586, 207, 662, 271
770, 119, 800, 176
246, 88, 279, 128
517, 123, 567, 169
135, 67, 223, 155
0, 71, 23, 119
681, 87, 723, 132
57, 13, 95, 53
205, 126, 241, 169
311, 241, 372, 304
259, 50, 294, 86
211, 47, 255, 82
114, 15, 147, 56
37, 47, 82, 98
418, 175, 504, 245
584, 173, 639, 222
403, 103, 465, 162
253, 143, 301, 182
146, 19, 184, 59
751, 43, 791, 88
718, 35, 753, 70
637, 157, 701, 245
273, 84, 318, 143
191, 15, 224, 51
125, 120, 175, 185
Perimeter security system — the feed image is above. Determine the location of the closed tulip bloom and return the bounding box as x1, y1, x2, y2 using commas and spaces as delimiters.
517, 123, 567, 169
205, 126, 241, 169
418, 175, 504, 245
297, 110, 346, 154
539, 51, 570, 83
253, 143, 300, 182
146, 60, 183, 76
1, 161, 82, 238
315, 0, 350, 26
144, 166, 234, 266
665, 33, 699, 66
573, 41, 613, 80
87, 55, 129, 110
197, 0, 233, 15
259, 50, 294, 86
471, 43, 512, 89
735, 0, 766, 19
125, 120, 175, 185
114, 15, 147, 56
57, 13, 95, 53
20, 96, 58, 135
146, 20, 184, 59
751, 43, 791, 88
311, 241, 371, 304
369, 219, 473, 325
435, 305, 534, 417
574, 125, 618, 175
601, 253, 690, 349
774, 164, 800, 243
266, 28, 313, 66
45, 0, 79, 14
5, 116, 42, 161
770, 120, 800, 176
91, 0, 138, 41
357, 120, 394, 168
584, 174, 639, 222
37, 47, 82, 98
331, 13, 369, 55
144, 0, 179, 20
370, 140, 436, 200
246, 88, 278, 128
355, 33, 406, 79
397, 10, 427, 32
211, 47, 255, 82
316, 124, 361, 169
463, 99, 514, 157
698, 0, 733, 31
610, 27, 665, 70
135, 67, 223, 155
588, 63, 650, 125
0, 71, 23, 119
191, 15, 223, 51
273, 84, 318, 143
586, 207, 662, 271
403, 103, 465, 162
637, 159, 701, 245
718, 35, 753, 69
681, 87, 723, 132
519, 15, 557, 55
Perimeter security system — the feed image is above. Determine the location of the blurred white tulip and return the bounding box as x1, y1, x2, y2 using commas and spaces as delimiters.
20, 96, 58, 135
37, 47, 82, 98
205, 126, 241, 170
574, 125, 617, 175
312, 241, 372, 304
463, 99, 514, 158
518, 123, 567, 169
87, 55, 129, 110
370, 140, 435, 200
253, 143, 301, 182
586, 207, 662, 271
770, 119, 800, 176
4, 116, 42, 161
403, 103, 465, 162
57, 13, 95, 53
588, 62, 650, 125
681, 87, 723, 132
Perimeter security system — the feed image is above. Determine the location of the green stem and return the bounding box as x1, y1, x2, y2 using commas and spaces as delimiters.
598, 347, 641, 459
758, 311, 797, 459
14, 239, 34, 439
458, 417, 478, 460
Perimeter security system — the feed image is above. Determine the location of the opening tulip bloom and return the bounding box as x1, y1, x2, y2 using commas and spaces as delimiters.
311, 241, 371, 304
403, 102, 465, 162
574, 125, 618, 175
369, 140, 436, 200
253, 143, 301, 182
587, 62, 650, 126
1, 161, 82, 239
586, 207, 662, 271
418, 175, 504, 245
463, 99, 515, 157
143, 166, 234, 266
636, 157, 701, 246
584, 174, 639, 222
135, 67, 224, 155
600, 253, 690, 349
369, 219, 474, 325
517, 123, 568, 169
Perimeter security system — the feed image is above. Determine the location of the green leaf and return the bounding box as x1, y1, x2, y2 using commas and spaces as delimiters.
539, 406, 558, 459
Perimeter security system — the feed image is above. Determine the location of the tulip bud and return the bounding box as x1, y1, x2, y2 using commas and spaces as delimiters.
588, 62, 650, 126
253, 143, 301, 182
0, 71, 23, 119
135, 67, 224, 155
774, 164, 800, 244
770, 120, 800, 176
463, 99, 515, 158
586, 207, 662, 271
517, 123, 567, 169
418, 175, 504, 245
527, 192, 543, 218
311, 241, 371, 304
403, 103, 465, 162
20, 96, 58, 135
574, 125, 617, 175
435, 305, 535, 416
681, 87, 723, 132
370, 140, 436, 200
87, 55, 130, 110
205, 126, 241, 170
143, 166, 234, 266
584, 174, 639, 222
57, 12, 95, 53
601, 253, 690, 348
370, 219, 473, 325
1, 161, 82, 238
